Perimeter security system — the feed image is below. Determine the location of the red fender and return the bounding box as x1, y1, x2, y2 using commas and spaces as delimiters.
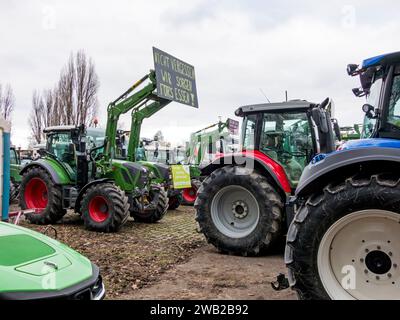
214, 150, 291, 193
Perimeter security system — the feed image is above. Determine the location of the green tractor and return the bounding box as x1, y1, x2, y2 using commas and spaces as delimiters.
19, 49, 197, 231
340, 124, 363, 141
186, 118, 240, 167
111, 48, 198, 211
19, 125, 131, 232
133, 136, 187, 210
9, 146, 22, 203
182, 118, 240, 205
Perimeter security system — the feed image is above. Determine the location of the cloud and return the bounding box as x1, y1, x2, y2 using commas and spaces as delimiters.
0, 0, 399, 147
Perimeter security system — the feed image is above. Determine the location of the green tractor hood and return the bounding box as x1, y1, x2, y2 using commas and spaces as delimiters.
0, 222, 102, 299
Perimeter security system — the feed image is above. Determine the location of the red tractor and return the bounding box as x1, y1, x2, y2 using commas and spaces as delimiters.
195, 99, 340, 255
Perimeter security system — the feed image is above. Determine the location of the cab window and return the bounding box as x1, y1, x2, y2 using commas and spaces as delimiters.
242, 114, 257, 150
387, 68, 400, 128
10, 149, 18, 165
260, 112, 312, 186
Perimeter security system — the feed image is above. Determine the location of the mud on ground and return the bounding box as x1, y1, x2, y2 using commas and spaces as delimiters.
11, 204, 295, 300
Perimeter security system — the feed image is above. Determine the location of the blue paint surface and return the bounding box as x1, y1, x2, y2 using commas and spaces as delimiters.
2, 132, 10, 221
362, 54, 387, 68
340, 138, 400, 150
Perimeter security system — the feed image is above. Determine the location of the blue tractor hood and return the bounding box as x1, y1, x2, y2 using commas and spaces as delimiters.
340, 138, 400, 150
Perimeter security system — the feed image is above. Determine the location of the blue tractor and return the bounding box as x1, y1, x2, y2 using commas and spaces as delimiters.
284, 52, 400, 299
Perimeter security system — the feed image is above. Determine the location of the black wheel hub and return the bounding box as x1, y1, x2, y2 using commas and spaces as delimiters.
235, 205, 245, 215
231, 201, 249, 219
365, 250, 392, 275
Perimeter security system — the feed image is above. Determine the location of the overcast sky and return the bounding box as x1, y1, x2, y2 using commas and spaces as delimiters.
1, 0, 399, 148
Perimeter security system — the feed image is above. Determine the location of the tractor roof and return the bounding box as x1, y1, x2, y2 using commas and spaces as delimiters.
235, 100, 314, 116
43, 126, 105, 136
362, 51, 400, 69
43, 125, 77, 133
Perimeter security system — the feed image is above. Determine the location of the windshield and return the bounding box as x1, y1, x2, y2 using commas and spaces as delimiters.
86, 128, 105, 149
361, 76, 382, 138
260, 112, 312, 186
387, 68, 400, 128
47, 132, 76, 170
10, 148, 18, 165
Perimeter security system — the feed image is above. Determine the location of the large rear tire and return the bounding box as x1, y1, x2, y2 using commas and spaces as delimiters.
19, 167, 66, 224
195, 166, 284, 256
285, 173, 400, 300
80, 183, 129, 233
130, 187, 169, 223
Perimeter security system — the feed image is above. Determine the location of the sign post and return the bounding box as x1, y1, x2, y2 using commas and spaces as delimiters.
227, 118, 240, 135
153, 47, 199, 108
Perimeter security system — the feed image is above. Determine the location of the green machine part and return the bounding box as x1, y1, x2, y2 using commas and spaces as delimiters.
103, 71, 171, 164
10, 147, 22, 184
186, 119, 234, 167
109, 72, 192, 191
9, 146, 22, 203
0, 221, 105, 299
100, 72, 173, 185
340, 124, 362, 141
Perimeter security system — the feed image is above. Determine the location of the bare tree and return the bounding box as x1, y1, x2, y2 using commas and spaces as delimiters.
29, 90, 45, 144
29, 50, 99, 143
57, 50, 99, 126
0, 83, 15, 120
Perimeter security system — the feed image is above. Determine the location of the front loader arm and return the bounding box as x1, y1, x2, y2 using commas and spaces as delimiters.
127, 97, 171, 162
103, 71, 158, 162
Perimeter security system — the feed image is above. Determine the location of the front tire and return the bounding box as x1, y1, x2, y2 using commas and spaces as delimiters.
130, 187, 169, 223
19, 167, 66, 224
80, 183, 129, 233
195, 166, 284, 256
168, 193, 182, 210
285, 173, 400, 300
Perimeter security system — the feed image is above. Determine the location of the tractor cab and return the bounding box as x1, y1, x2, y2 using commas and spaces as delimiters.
236, 99, 338, 187
196, 98, 339, 257
347, 51, 400, 139
43, 125, 88, 185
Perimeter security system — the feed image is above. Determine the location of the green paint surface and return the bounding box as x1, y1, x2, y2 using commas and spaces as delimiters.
0, 234, 55, 266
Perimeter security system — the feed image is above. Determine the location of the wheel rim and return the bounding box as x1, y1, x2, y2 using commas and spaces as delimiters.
24, 178, 48, 209
183, 185, 197, 203
317, 209, 400, 300
88, 196, 109, 223
210, 185, 260, 238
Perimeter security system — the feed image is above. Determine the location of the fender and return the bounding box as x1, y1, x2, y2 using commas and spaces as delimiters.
296, 146, 400, 197
20, 159, 71, 185
201, 150, 291, 193
74, 178, 113, 213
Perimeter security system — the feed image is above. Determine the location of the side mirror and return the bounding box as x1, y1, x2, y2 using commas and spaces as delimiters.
352, 87, 366, 97
347, 64, 359, 76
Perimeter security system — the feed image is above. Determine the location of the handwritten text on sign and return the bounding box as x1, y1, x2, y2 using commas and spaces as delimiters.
153, 47, 199, 108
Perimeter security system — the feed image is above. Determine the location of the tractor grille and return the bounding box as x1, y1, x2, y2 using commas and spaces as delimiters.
69, 276, 105, 300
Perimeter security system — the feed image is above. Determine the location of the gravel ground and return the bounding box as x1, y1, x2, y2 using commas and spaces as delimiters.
10, 203, 295, 300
